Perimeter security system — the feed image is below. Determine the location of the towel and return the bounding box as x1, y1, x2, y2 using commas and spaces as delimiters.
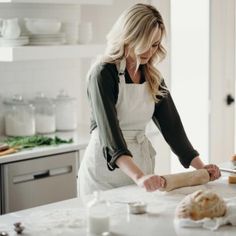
174, 197, 236, 231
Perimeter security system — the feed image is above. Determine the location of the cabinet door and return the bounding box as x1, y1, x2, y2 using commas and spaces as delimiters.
2, 151, 78, 213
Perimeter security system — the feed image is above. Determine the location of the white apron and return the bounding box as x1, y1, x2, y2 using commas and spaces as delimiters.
78, 61, 156, 196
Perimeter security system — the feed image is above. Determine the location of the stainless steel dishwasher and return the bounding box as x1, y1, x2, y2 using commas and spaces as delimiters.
1, 151, 78, 214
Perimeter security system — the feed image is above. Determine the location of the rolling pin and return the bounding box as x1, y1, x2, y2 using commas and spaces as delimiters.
159, 169, 210, 192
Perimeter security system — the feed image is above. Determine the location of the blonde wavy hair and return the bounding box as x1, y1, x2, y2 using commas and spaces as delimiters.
101, 3, 167, 101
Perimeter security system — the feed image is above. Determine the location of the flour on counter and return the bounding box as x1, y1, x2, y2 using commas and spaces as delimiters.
21, 208, 86, 235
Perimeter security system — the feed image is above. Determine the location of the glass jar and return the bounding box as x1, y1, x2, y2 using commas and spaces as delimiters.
4, 95, 35, 136
32, 92, 56, 134
55, 90, 77, 131
87, 191, 110, 235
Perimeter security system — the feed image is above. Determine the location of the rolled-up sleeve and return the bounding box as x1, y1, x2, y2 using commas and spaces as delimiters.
87, 63, 132, 170
152, 83, 199, 168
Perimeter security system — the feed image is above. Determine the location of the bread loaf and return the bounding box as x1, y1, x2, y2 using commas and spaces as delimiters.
175, 190, 227, 220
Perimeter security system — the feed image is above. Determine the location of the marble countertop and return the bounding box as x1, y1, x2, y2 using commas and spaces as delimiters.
0, 176, 235, 236
0, 125, 90, 165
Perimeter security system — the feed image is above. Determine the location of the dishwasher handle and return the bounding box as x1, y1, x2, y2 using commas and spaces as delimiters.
34, 170, 50, 179
13, 166, 72, 184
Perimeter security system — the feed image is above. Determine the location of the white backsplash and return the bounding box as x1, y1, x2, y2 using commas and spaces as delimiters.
0, 59, 92, 136
0, 0, 168, 137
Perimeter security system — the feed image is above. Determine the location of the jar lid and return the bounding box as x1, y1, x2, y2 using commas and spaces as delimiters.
32, 92, 54, 105
55, 90, 76, 102
4, 94, 31, 106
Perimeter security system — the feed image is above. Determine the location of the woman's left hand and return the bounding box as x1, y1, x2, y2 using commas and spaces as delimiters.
204, 164, 221, 181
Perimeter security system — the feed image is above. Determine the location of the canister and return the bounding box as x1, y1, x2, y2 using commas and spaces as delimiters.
4, 95, 35, 136
32, 93, 56, 134
55, 90, 77, 131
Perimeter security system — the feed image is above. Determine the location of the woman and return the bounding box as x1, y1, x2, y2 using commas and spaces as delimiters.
78, 3, 221, 196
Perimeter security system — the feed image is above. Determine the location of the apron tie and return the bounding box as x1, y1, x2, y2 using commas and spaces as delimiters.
123, 131, 156, 173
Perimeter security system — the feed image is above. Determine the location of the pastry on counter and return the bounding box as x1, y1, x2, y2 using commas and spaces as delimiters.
175, 190, 227, 220
231, 154, 236, 165
228, 175, 236, 184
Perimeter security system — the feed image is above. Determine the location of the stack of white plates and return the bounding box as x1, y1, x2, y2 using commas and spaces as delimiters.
29, 33, 66, 45
0, 36, 29, 47
61, 21, 78, 44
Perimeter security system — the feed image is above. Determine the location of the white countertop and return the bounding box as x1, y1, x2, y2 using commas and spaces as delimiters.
0, 126, 90, 165
0, 176, 235, 236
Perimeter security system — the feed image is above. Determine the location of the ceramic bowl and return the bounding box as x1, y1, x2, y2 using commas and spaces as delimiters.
25, 18, 61, 34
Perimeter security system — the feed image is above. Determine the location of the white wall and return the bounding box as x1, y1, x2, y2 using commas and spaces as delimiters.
0, 1, 155, 136
0, 1, 171, 175
170, 0, 209, 172
209, 0, 235, 164
0, 3, 96, 135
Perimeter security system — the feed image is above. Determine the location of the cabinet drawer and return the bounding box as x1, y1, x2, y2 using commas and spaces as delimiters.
3, 151, 78, 213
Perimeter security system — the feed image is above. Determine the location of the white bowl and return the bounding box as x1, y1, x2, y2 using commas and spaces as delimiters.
25, 18, 61, 34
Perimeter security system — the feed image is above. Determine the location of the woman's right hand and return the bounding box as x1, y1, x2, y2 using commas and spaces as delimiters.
136, 174, 165, 192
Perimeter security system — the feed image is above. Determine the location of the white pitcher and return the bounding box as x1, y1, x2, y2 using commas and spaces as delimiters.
1, 18, 21, 39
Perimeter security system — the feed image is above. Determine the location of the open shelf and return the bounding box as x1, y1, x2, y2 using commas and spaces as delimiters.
0, 44, 105, 61
0, 0, 112, 4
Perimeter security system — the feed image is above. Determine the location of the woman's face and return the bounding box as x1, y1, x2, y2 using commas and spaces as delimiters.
128, 28, 162, 65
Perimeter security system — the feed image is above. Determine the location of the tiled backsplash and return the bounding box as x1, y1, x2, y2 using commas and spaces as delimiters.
0, 59, 92, 136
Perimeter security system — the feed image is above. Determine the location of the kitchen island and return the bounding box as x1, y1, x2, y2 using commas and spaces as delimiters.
0, 175, 235, 236
0, 126, 90, 214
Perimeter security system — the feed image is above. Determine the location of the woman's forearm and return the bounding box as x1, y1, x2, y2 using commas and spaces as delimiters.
190, 156, 205, 169
115, 155, 144, 183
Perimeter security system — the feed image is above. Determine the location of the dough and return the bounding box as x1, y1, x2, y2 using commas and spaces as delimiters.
175, 190, 227, 220
159, 169, 210, 192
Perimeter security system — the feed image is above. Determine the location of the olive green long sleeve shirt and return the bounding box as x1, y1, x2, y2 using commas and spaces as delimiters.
87, 62, 199, 171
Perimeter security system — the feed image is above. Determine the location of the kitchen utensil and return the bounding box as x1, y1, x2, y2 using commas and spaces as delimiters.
111, 200, 147, 214
28, 33, 65, 45
25, 18, 61, 35
159, 169, 210, 192
0, 36, 29, 47
1, 18, 21, 39
219, 161, 236, 174
128, 201, 147, 214
61, 21, 78, 44
78, 21, 93, 44
220, 168, 236, 174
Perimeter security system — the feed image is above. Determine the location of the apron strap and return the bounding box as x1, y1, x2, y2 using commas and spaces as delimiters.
116, 58, 126, 83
